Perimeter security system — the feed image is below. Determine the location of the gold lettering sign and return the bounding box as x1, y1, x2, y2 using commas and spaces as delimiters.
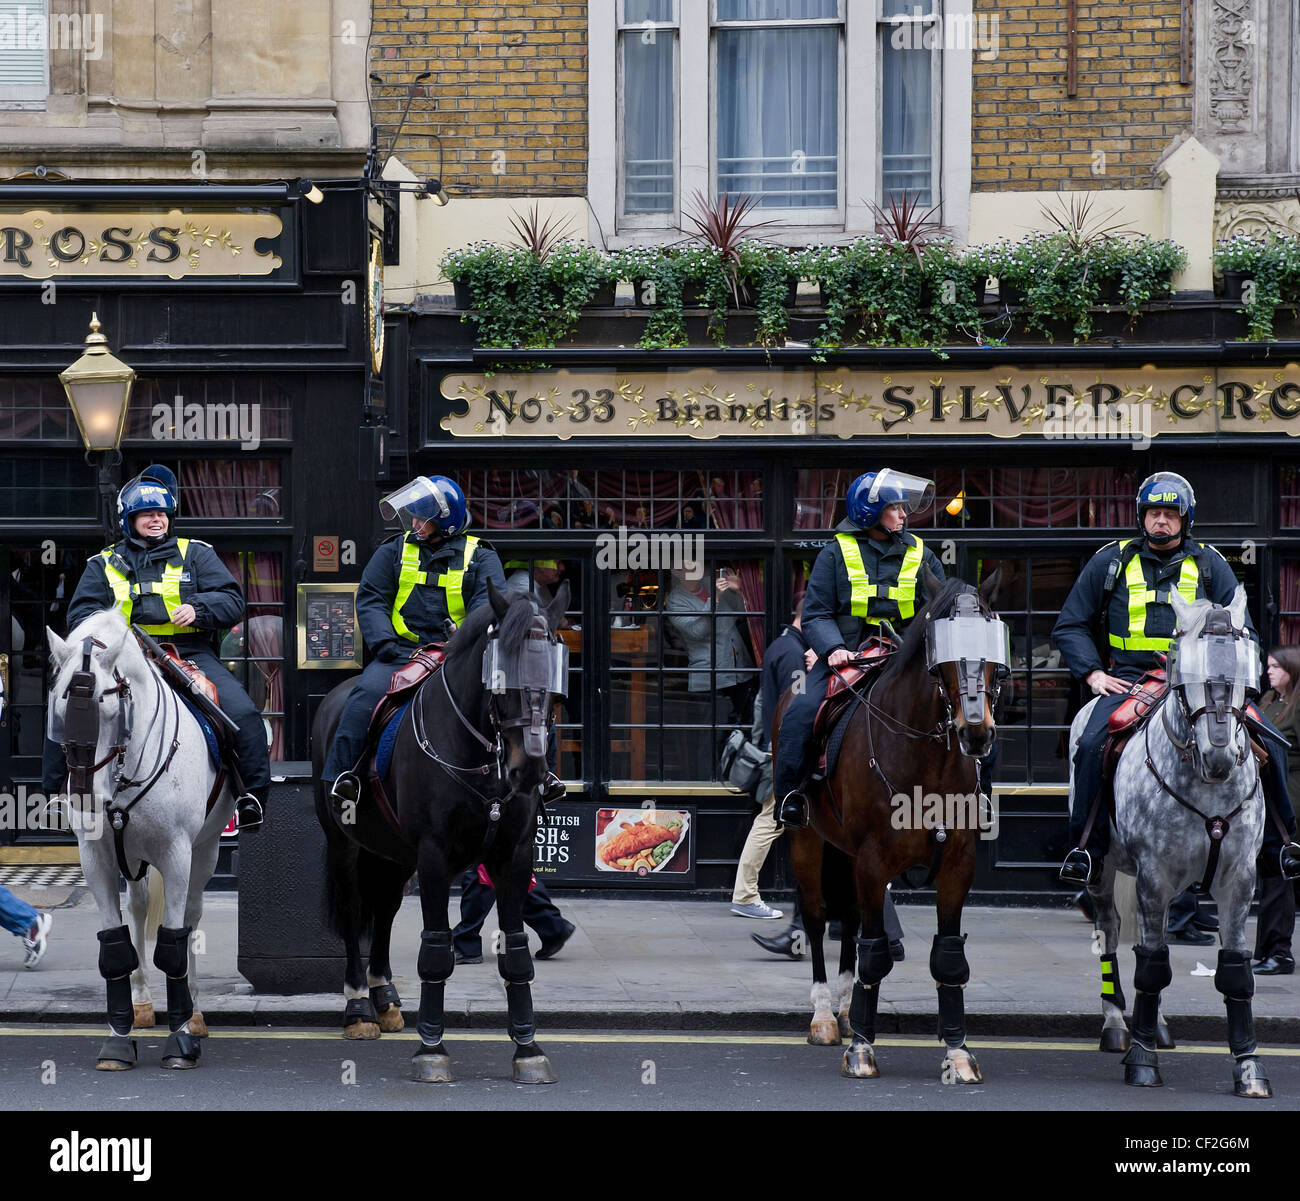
441, 367, 1300, 440
0, 209, 283, 279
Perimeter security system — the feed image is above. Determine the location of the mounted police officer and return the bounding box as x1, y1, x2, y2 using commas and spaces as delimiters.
46, 465, 270, 828
325, 476, 566, 806
1054, 471, 1300, 884
773, 470, 944, 828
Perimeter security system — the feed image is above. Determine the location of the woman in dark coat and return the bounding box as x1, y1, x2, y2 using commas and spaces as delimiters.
1254, 645, 1300, 973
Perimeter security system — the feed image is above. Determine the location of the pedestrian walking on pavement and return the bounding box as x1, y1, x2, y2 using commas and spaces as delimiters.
0, 885, 51, 968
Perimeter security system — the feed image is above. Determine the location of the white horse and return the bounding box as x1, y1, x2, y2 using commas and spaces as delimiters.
47, 609, 235, 1070
1076, 586, 1272, 1096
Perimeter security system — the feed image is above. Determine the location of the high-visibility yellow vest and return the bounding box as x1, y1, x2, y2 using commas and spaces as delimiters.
835, 532, 925, 623
100, 539, 192, 636
1107, 537, 1201, 652
391, 535, 480, 640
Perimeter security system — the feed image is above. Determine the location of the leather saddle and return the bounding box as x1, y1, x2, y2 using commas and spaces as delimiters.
812, 638, 895, 777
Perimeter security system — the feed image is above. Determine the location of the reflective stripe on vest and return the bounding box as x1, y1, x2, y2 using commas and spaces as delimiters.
1108, 537, 1201, 653
100, 539, 191, 636
391, 535, 480, 640
835, 532, 925, 623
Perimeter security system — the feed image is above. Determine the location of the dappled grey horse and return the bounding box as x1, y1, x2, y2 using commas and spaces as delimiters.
1074, 586, 1273, 1096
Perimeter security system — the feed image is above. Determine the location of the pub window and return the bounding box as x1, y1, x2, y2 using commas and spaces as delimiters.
455, 467, 764, 532
0, 0, 50, 108
608, 560, 765, 782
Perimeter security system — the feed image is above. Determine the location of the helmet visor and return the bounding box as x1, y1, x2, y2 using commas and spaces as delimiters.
379, 477, 446, 532
869, 470, 935, 515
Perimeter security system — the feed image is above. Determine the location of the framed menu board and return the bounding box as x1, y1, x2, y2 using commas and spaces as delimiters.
296, 584, 362, 669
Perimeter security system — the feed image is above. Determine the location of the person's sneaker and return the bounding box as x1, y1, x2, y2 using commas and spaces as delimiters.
22, 912, 51, 969
731, 901, 784, 920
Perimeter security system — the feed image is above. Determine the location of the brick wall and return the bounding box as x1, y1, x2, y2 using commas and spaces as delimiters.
972, 0, 1193, 191
370, 1, 588, 195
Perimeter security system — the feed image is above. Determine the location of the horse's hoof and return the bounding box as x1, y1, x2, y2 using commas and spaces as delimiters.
1124, 1065, 1163, 1087
1156, 1021, 1175, 1050
841, 1043, 879, 1078
376, 1005, 404, 1034
132, 1003, 155, 1030
942, 1047, 983, 1084
1099, 1026, 1130, 1054
512, 1054, 558, 1085
343, 1021, 381, 1040
411, 1052, 455, 1083
187, 1012, 208, 1039
1234, 1059, 1272, 1098
808, 1018, 842, 1046
95, 1036, 137, 1070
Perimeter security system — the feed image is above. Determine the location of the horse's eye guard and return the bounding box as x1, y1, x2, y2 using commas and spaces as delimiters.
482, 624, 570, 696
925, 614, 1012, 678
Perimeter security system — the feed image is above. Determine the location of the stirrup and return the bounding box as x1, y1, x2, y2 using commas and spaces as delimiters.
1059, 848, 1097, 886
235, 794, 264, 830
1281, 845, 1300, 882
330, 772, 360, 804
778, 790, 809, 830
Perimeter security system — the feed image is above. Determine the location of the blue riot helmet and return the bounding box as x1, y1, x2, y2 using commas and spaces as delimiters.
380, 475, 469, 537
1136, 471, 1196, 542
845, 469, 935, 530
117, 465, 180, 539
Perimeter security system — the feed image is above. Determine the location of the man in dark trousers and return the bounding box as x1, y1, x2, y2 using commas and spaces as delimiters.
1053, 470, 1300, 886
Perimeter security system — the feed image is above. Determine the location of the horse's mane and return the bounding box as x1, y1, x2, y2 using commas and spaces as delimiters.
879, 576, 974, 683
445, 589, 540, 662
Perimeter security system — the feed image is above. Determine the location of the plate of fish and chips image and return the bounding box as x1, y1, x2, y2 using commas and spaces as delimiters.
594, 808, 689, 875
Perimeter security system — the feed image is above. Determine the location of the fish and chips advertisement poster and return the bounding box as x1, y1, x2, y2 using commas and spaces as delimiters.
533, 802, 695, 888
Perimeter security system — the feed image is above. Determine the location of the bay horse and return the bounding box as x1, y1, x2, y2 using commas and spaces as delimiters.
1079, 586, 1273, 1096
313, 580, 568, 1084
776, 570, 1007, 1083
47, 610, 235, 1070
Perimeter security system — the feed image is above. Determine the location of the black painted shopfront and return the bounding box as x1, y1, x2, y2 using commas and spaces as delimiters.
0, 181, 370, 871
394, 310, 1300, 901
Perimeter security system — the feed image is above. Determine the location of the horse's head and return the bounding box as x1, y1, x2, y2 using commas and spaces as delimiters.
921, 568, 1009, 759
1168, 586, 1257, 782
46, 610, 137, 796
481, 579, 571, 796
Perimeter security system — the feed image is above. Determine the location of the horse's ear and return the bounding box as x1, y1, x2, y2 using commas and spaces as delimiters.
1229, 584, 1249, 631
488, 578, 510, 620
979, 567, 1002, 608
922, 565, 943, 601
46, 628, 70, 665
546, 580, 570, 632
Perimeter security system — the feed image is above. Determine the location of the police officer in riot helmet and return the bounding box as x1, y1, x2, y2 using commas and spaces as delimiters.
44, 465, 270, 828
1054, 471, 1300, 885
773, 469, 945, 828
325, 476, 567, 806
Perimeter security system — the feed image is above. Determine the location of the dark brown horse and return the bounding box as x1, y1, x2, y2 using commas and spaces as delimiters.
774, 570, 1006, 1083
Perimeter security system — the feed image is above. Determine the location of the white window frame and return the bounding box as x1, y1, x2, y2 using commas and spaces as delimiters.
589, 0, 972, 245
0, 0, 51, 110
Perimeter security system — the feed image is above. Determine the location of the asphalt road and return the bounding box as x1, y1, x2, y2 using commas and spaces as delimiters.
4, 1024, 1300, 1114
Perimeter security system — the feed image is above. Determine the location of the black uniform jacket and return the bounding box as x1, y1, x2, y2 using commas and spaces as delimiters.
802, 522, 946, 659
68, 534, 245, 653
1051, 536, 1255, 683
356, 531, 506, 656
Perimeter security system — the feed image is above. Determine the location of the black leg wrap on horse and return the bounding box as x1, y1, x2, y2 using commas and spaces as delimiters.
153, 925, 190, 978
416, 981, 446, 1047
848, 980, 881, 1044
105, 973, 134, 1037
417, 929, 454, 983
929, 934, 971, 986
1100, 953, 1127, 1012
97, 924, 139, 980
498, 930, 535, 985
370, 982, 400, 1013
855, 935, 895, 986
1216, 950, 1257, 1058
